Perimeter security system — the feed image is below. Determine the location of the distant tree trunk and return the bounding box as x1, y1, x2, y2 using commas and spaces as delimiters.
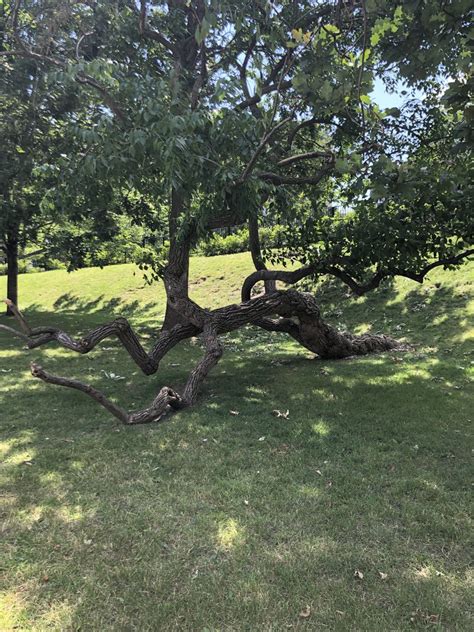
5, 230, 19, 316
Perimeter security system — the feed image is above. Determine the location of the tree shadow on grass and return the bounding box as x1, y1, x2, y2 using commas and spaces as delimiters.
1, 340, 472, 629
0, 273, 472, 629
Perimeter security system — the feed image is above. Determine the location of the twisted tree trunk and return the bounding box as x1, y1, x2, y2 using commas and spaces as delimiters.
248, 214, 276, 294
0, 182, 402, 426
162, 188, 191, 330
1, 272, 401, 425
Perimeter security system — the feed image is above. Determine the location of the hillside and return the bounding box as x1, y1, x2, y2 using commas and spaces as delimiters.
0, 254, 473, 630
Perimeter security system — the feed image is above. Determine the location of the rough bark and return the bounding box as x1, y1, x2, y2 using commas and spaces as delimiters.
2, 275, 403, 425
31, 363, 183, 424
242, 271, 400, 359
162, 188, 191, 331
248, 214, 276, 294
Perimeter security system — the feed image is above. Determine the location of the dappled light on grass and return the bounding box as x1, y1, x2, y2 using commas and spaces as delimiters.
3, 448, 36, 466
216, 518, 246, 552
312, 421, 330, 436
0, 258, 473, 629
298, 485, 322, 498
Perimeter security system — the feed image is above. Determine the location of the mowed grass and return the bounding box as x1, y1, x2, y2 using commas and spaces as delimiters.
0, 253, 473, 631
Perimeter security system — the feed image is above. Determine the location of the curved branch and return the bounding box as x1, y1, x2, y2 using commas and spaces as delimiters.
241, 266, 316, 302
238, 117, 292, 183
257, 165, 332, 186
277, 150, 334, 167
31, 363, 182, 425
138, 0, 177, 54
235, 80, 292, 111
241, 248, 474, 301
2, 299, 170, 374
287, 118, 317, 148
182, 325, 223, 405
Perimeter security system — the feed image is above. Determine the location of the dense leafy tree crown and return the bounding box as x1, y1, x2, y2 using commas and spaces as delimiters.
2, 0, 472, 287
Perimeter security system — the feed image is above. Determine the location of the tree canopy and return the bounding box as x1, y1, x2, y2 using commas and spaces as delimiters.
1, 0, 472, 423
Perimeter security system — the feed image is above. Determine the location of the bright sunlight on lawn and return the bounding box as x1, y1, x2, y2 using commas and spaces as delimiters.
1, 253, 473, 630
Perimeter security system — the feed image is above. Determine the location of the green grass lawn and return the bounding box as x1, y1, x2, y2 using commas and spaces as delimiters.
1, 253, 473, 631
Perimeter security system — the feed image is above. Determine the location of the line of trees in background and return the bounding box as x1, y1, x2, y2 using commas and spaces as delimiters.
0, 222, 288, 277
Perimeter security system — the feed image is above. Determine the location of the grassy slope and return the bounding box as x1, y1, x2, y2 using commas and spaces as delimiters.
0, 253, 473, 631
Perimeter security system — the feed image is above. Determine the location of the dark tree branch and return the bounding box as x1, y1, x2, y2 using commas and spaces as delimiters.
1, 299, 172, 374
182, 325, 223, 405
287, 118, 317, 148
248, 212, 276, 293
257, 164, 333, 186
235, 80, 292, 111
241, 249, 474, 300
238, 116, 292, 182
138, 0, 177, 54
31, 362, 182, 424
277, 150, 334, 167
190, 42, 207, 109
236, 35, 260, 117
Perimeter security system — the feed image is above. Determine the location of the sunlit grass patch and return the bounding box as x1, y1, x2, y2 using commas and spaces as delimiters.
216, 518, 246, 551
0, 255, 472, 630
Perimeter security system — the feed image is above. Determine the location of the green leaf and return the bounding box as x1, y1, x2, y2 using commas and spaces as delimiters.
320, 80, 333, 102
323, 24, 340, 35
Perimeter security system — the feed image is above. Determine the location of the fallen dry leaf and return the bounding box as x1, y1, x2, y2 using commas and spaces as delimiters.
354, 569, 364, 580
409, 609, 440, 625
299, 605, 311, 619
272, 409, 290, 419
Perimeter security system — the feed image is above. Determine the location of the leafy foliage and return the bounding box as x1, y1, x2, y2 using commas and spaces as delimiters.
1, 0, 472, 287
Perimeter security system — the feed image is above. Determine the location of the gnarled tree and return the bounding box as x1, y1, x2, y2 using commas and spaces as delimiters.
1, 0, 472, 424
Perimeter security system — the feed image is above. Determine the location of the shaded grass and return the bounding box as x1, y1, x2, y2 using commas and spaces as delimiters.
0, 254, 473, 630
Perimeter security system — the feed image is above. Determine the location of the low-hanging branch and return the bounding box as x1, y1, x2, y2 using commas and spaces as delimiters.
257, 166, 333, 186
276, 150, 334, 167
241, 249, 474, 300
30, 362, 183, 424
3, 274, 406, 425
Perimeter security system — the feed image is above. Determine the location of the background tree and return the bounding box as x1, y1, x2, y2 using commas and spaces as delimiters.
0, 25, 82, 314
1, 0, 472, 424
